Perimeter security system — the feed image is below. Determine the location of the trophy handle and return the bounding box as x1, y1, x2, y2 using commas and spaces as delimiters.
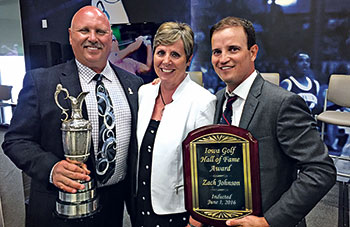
54, 84, 70, 121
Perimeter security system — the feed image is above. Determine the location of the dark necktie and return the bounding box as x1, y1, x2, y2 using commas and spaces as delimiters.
94, 74, 117, 184
220, 95, 238, 125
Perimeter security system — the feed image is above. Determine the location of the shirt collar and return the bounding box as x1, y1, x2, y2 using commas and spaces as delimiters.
225, 70, 257, 100
75, 59, 114, 83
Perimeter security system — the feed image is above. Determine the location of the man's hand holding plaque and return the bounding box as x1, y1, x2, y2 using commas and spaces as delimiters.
225, 215, 269, 227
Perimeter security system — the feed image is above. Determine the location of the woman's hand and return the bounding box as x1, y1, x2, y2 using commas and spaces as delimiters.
152, 78, 161, 85
187, 216, 204, 227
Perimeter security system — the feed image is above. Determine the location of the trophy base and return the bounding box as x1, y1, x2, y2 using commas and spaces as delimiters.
55, 179, 101, 219
54, 198, 101, 219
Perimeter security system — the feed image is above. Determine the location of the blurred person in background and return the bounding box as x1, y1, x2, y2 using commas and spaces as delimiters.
109, 34, 152, 75
280, 51, 322, 115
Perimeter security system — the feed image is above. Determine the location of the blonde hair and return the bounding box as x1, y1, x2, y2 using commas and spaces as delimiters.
153, 22, 194, 61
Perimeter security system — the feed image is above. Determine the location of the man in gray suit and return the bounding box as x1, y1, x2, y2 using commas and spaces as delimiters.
2, 6, 143, 227
189, 17, 336, 227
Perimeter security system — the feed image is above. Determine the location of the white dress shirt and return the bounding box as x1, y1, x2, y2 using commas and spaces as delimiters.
222, 70, 257, 126
77, 60, 131, 186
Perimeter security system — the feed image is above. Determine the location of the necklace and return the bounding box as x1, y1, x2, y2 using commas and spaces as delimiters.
160, 87, 166, 106
157, 86, 167, 117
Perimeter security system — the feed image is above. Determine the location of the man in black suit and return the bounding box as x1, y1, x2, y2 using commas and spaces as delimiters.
2, 6, 143, 227
189, 17, 336, 227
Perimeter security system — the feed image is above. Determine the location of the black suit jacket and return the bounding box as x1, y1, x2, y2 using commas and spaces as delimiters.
214, 73, 336, 227
2, 60, 143, 226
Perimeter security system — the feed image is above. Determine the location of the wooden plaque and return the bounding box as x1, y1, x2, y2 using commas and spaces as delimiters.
182, 125, 261, 227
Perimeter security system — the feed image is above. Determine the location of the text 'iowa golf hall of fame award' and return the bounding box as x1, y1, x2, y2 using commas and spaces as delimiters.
54, 84, 100, 219
183, 125, 261, 227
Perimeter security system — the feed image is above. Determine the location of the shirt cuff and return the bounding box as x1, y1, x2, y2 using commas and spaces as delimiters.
49, 162, 60, 184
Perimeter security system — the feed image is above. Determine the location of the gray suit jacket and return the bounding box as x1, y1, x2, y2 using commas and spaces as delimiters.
2, 60, 143, 227
214, 73, 336, 227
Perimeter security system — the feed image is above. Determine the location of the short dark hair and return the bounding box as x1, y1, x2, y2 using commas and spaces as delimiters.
290, 51, 310, 66
210, 16, 256, 50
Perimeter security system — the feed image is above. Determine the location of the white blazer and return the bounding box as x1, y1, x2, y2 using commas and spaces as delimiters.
137, 75, 216, 214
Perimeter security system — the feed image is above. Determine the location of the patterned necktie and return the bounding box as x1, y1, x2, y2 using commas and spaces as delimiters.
220, 95, 238, 125
94, 74, 117, 184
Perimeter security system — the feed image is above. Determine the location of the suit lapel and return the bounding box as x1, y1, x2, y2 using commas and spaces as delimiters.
239, 74, 264, 129
58, 60, 87, 119
59, 60, 82, 97
112, 64, 134, 97
110, 64, 138, 121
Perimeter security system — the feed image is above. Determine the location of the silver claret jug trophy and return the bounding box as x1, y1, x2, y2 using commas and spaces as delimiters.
54, 84, 100, 219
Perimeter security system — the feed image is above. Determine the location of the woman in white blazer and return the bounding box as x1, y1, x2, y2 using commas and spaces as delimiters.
131, 22, 216, 227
